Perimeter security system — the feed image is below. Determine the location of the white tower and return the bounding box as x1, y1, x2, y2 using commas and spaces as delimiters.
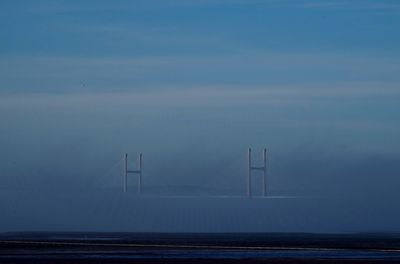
123, 153, 143, 194
247, 148, 267, 197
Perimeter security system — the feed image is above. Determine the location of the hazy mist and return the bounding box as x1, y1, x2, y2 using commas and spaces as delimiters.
1, 0, 400, 233
1, 90, 399, 233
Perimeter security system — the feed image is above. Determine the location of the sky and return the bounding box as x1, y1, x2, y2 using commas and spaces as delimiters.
0, 0, 400, 232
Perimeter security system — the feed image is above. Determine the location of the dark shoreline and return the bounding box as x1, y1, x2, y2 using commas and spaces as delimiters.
1, 232, 400, 263
2, 232, 400, 250
1, 259, 400, 264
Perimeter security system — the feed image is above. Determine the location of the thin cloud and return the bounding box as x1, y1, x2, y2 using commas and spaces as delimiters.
11, 0, 400, 15
1, 82, 399, 110
1, 51, 399, 93
302, 0, 400, 10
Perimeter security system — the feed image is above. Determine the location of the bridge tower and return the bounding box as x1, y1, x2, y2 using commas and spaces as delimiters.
247, 148, 267, 197
123, 153, 142, 194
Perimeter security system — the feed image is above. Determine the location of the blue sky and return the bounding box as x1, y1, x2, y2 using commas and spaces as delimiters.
1, 0, 399, 161
1, 0, 399, 152
1, 0, 400, 92
0, 1, 400, 231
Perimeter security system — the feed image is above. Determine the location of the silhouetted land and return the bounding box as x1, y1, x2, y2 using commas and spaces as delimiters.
1, 232, 400, 263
